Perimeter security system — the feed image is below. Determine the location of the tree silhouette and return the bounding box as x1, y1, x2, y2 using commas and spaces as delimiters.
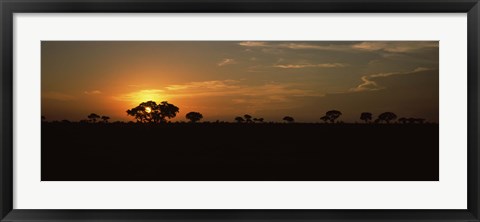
360, 112, 373, 123
234, 116, 245, 123
101, 116, 110, 123
186, 112, 203, 123
320, 116, 329, 123
158, 101, 180, 122
126, 101, 156, 123
283, 116, 294, 123
41, 116, 46, 121
326, 110, 342, 123
88, 113, 100, 123
398, 117, 407, 124
244, 114, 253, 123
126, 101, 179, 123
378, 112, 397, 123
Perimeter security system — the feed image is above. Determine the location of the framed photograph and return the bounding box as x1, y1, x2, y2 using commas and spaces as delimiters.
1, 0, 479, 221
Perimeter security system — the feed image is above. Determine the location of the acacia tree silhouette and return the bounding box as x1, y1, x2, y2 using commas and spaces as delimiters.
126, 101, 156, 123
158, 101, 180, 122
325, 110, 342, 123
244, 114, 253, 123
234, 116, 245, 123
88, 113, 100, 123
360, 112, 373, 123
283, 116, 294, 123
186, 112, 203, 123
126, 101, 179, 123
101, 116, 110, 123
378, 112, 397, 123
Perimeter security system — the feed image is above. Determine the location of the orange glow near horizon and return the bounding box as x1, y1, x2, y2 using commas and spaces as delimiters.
41, 41, 439, 123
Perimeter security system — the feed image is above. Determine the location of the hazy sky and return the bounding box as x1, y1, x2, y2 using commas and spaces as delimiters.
41, 41, 439, 123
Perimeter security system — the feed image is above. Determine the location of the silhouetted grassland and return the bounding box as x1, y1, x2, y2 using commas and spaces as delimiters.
41, 122, 438, 181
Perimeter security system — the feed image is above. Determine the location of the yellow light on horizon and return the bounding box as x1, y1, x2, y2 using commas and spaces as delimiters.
115, 89, 168, 106
136, 93, 161, 104
145, 107, 152, 113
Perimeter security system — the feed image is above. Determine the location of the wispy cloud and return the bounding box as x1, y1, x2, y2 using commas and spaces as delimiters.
274, 63, 348, 69
217, 58, 236, 66
350, 76, 382, 92
84, 90, 101, 95
350, 67, 436, 92
42, 92, 75, 101
238, 41, 438, 54
238, 41, 346, 52
165, 80, 240, 91
352, 42, 438, 53
238, 41, 268, 47
277, 43, 348, 51
240, 83, 320, 98
164, 80, 322, 100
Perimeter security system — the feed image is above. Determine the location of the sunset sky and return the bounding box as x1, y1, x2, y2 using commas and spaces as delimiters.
41, 41, 439, 123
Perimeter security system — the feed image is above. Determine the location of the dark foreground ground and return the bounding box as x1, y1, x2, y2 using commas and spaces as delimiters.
42, 122, 438, 181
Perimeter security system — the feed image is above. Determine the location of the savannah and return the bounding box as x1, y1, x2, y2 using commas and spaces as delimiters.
41, 100, 438, 181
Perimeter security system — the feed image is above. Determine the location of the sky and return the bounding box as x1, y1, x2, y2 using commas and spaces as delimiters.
41, 41, 439, 123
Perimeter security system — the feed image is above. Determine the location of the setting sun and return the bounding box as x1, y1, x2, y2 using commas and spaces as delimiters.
145, 107, 152, 113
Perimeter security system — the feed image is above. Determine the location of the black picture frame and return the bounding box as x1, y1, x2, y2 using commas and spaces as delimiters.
1, 0, 479, 221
